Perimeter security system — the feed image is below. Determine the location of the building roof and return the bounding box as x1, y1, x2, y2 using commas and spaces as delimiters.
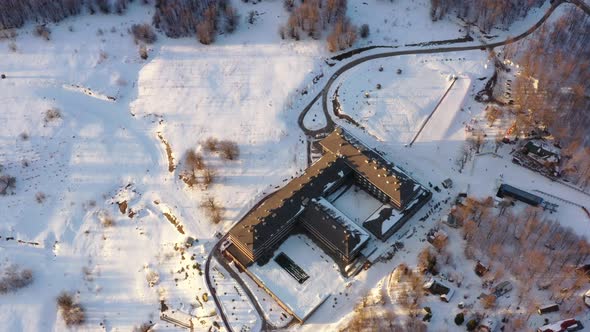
319, 128, 418, 208
228, 128, 423, 264
229, 154, 349, 259
497, 184, 544, 206
305, 197, 370, 255
524, 141, 560, 159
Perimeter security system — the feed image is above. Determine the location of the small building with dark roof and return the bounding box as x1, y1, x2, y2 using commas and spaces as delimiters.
496, 184, 543, 207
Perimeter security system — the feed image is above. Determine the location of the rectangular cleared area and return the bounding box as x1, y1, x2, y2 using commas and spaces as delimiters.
274, 252, 309, 284
328, 184, 384, 224
249, 234, 345, 320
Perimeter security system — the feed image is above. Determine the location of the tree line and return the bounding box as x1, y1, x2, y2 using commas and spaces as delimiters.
0, 0, 135, 30
0, 0, 240, 46
153, 0, 239, 43
279, 0, 359, 52
429, 0, 544, 33
506, 6, 590, 187
458, 197, 588, 317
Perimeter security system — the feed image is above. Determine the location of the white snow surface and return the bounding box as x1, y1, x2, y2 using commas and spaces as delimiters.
328, 184, 384, 224
210, 260, 260, 332
1, 0, 588, 331
249, 234, 345, 321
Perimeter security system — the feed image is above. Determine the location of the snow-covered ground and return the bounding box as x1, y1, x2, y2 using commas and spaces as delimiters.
1, 0, 588, 331
249, 234, 347, 322
233, 262, 293, 328
328, 184, 384, 224
0, 1, 316, 330
347, 0, 467, 46
330, 51, 491, 146
210, 260, 260, 332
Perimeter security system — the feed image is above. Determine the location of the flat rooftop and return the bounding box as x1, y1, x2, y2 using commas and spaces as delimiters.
248, 234, 345, 321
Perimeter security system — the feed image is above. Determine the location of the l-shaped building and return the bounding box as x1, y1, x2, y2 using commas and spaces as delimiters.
226, 128, 431, 270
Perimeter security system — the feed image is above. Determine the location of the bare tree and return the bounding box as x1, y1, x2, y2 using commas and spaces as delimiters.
218, 140, 239, 161
34, 25, 51, 40
131, 23, 157, 44
197, 20, 215, 45
0, 175, 16, 195
202, 167, 215, 189
185, 150, 205, 171
44, 108, 62, 123
139, 44, 148, 60
56, 292, 85, 326
204, 137, 218, 152
200, 196, 223, 224
0, 265, 33, 294
223, 5, 239, 33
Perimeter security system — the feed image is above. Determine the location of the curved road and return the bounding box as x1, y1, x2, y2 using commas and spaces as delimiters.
206, 1, 590, 331
298, 0, 590, 137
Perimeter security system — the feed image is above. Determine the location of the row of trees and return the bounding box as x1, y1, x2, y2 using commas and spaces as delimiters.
153, 0, 239, 43
0, 0, 241, 46
504, 7, 590, 187
179, 137, 238, 223
0, 0, 134, 30
429, 0, 544, 32
279, 0, 359, 52
458, 197, 588, 316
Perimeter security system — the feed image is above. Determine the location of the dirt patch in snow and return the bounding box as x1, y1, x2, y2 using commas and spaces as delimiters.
157, 132, 175, 173
163, 212, 184, 234
117, 200, 127, 215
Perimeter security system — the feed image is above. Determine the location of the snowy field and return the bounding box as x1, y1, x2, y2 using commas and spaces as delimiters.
328, 184, 384, 224
330, 51, 491, 146
347, 0, 467, 46
1, 0, 588, 331
232, 262, 293, 328
0, 1, 316, 330
249, 234, 346, 321
210, 261, 260, 332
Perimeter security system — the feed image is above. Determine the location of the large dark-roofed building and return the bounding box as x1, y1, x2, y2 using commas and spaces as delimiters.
497, 184, 544, 206
227, 128, 431, 269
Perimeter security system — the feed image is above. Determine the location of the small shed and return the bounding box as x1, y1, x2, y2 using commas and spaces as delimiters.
475, 261, 489, 277
442, 178, 453, 189
537, 303, 559, 315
